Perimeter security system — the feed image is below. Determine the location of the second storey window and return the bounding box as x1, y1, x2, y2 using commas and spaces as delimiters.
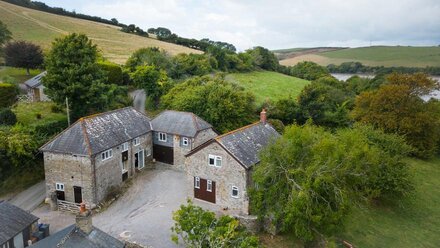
55, 183, 64, 191
231, 186, 239, 198
158, 132, 167, 142
182, 137, 189, 146
209, 155, 222, 167
122, 142, 129, 152
133, 137, 140, 146
101, 149, 113, 161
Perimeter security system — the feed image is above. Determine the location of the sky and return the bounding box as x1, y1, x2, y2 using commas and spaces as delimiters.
40, 0, 440, 51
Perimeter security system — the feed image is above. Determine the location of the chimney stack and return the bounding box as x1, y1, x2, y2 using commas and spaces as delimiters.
75, 202, 93, 234
260, 109, 267, 124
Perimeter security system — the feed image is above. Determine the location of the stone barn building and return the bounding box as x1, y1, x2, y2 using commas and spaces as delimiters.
23, 71, 50, 102
40, 107, 152, 208
185, 110, 279, 215
151, 110, 217, 170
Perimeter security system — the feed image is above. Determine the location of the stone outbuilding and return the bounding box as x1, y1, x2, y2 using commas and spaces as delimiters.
151, 110, 217, 170
23, 71, 50, 102
40, 107, 153, 208
185, 110, 279, 215
0, 201, 39, 248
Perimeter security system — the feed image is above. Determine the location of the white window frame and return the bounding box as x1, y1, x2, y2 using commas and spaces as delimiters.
137, 149, 145, 169
133, 137, 140, 146
101, 149, 113, 161
208, 154, 215, 166
55, 183, 64, 191
182, 137, 189, 146
122, 142, 129, 152
195, 177, 200, 189
231, 186, 239, 198
158, 132, 167, 142
209, 155, 222, 167
207, 180, 212, 192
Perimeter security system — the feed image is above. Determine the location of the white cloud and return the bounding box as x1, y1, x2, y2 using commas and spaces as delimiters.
41, 0, 440, 51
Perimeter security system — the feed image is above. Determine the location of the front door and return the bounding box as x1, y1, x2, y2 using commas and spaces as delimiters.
194, 177, 216, 203
153, 145, 174, 165
73, 186, 82, 204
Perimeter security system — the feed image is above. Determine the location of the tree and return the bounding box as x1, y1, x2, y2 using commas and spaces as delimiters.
43, 33, 125, 120
270, 97, 301, 125
161, 75, 255, 133
125, 47, 173, 75
171, 200, 260, 248
0, 83, 18, 108
352, 73, 440, 157
4, 41, 44, 75
0, 108, 17, 126
246, 46, 279, 71
290, 61, 330, 81
298, 76, 354, 128
172, 53, 217, 78
250, 124, 412, 242
0, 20, 12, 46
130, 65, 168, 107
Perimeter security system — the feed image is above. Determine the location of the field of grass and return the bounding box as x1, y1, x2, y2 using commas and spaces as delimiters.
226, 71, 310, 104
0, 66, 41, 84
279, 46, 440, 68
13, 101, 66, 128
0, 1, 201, 64
340, 157, 440, 247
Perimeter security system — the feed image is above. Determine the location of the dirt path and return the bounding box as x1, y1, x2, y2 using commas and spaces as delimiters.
7, 181, 46, 212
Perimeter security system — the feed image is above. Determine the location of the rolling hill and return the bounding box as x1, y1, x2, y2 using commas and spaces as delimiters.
0, 1, 202, 64
278, 46, 440, 68
226, 71, 310, 104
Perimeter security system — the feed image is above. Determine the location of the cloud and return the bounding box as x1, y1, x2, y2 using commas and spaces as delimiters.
41, 0, 440, 50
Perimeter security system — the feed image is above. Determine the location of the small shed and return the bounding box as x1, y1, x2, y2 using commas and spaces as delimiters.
24, 71, 49, 102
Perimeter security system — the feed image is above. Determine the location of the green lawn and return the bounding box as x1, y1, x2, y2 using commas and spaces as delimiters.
12, 101, 66, 127
226, 71, 310, 104
340, 157, 440, 248
0, 66, 41, 84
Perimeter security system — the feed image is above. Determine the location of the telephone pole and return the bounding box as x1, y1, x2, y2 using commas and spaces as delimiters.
66, 97, 71, 126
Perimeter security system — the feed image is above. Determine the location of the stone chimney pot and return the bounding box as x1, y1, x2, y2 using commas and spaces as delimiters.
260, 109, 267, 123
76, 202, 93, 234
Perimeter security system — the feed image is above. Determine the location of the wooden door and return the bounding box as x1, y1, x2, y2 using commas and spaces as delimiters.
153, 145, 174, 165
194, 177, 216, 203
73, 186, 82, 204
56, 190, 65, 201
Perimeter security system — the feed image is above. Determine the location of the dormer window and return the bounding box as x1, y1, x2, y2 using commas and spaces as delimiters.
158, 132, 167, 142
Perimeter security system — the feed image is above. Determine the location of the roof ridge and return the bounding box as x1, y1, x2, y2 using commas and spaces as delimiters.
215, 122, 261, 141
81, 107, 133, 120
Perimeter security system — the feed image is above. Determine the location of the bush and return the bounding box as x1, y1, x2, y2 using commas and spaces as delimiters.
97, 61, 124, 85
0, 108, 17, 125
267, 118, 285, 133
51, 104, 64, 113
0, 83, 18, 108
290, 61, 331, 80
33, 119, 68, 136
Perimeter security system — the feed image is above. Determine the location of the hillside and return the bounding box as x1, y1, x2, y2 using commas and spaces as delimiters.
279, 46, 440, 68
226, 71, 310, 104
0, 1, 201, 64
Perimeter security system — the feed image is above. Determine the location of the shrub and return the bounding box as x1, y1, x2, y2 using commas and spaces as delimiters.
51, 104, 64, 113
97, 61, 124, 85
0, 83, 18, 108
0, 108, 17, 126
33, 119, 68, 136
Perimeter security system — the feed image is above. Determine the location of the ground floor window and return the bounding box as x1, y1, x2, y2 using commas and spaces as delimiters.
194, 177, 200, 189
207, 180, 212, 192
231, 186, 239, 198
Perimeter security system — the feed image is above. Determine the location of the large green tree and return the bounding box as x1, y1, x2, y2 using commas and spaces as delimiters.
161, 75, 255, 133
130, 65, 169, 107
290, 61, 330, 81
352, 73, 440, 157
125, 47, 174, 75
246, 46, 279, 71
251, 124, 412, 242
43, 33, 125, 120
4, 41, 44, 75
0, 20, 11, 46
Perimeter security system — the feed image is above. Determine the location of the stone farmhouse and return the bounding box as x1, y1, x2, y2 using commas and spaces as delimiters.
185, 110, 279, 215
40, 107, 153, 208
151, 110, 217, 170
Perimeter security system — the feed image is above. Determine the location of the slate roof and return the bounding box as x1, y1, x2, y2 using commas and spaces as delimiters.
24, 71, 46, 88
0, 201, 39, 245
40, 107, 152, 156
187, 122, 279, 169
31, 224, 125, 248
151, 110, 212, 137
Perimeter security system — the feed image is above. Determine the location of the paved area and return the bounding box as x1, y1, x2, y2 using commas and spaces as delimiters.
130, 89, 146, 113
32, 169, 187, 248
8, 181, 46, 211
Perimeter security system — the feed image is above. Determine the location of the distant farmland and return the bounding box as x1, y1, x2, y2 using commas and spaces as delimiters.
0, 1, 201, 64
278, 46, 440, 68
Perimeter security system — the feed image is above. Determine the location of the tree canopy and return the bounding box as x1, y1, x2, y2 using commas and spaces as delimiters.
161, 75, 255, 133
352, 73, 440, 157
43, 33, 127, 120
251, 124, 413, 242
290, 61, 330, 81
246, 46, 279, 71
0, 20, 12, 46
4, 41, 44, 75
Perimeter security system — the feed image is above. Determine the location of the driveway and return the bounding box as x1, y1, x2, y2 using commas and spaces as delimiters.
129, 89, 146, 114
8, 181, 46, 211
33, 169, 187, 248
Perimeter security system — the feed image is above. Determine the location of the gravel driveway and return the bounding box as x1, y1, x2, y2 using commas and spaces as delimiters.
33, 169, 187, 248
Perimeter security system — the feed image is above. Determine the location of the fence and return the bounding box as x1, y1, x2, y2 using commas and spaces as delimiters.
57, 200, 90, 213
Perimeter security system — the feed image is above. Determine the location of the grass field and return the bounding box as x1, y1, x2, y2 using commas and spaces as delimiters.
0, 1, 201, 64
340, 157, 440, 248
13, 101, 66, 127
279, 46, 440, 68
0, 66, 41, 84
226, 71, 310, 104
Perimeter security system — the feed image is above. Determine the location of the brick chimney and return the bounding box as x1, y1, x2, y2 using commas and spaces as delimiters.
260, 109, 267, 123
75, 202, 93, 234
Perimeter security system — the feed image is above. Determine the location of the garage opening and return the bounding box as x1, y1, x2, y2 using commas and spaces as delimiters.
153, 145, 173, 165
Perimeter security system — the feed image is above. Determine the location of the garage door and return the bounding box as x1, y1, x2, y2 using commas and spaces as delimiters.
153, 145, 174, 165
194, 177, 216, 203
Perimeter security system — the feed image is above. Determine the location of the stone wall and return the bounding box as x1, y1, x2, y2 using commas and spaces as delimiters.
185, 142, 250, 214
173, 135, 191, 171
193, 129, 217, 148
43, 152, 94, 204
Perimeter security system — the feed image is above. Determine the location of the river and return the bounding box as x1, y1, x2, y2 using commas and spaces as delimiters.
330, 73, 440, 100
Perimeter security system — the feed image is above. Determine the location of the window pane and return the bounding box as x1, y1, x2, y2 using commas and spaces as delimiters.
216, 157, 222, 167
209, 158, 215, 165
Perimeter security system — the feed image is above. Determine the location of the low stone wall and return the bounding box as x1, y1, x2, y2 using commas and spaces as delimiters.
235, 214, 261, 234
